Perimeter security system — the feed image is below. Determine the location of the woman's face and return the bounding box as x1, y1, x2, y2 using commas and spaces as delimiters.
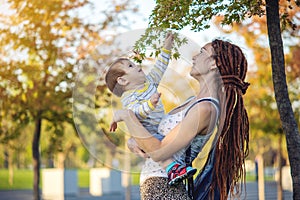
190, 43, 216, 78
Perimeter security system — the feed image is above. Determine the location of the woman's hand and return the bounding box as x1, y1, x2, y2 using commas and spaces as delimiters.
127, 137, 149, 158
109, 109, 131, 132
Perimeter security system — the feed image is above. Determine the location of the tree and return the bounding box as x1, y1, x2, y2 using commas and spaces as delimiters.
265, 2, 300, 199
139, 0, 300, 198
0, 0, 137, 199
0, 0, 93, 198
0, 66, 31, 185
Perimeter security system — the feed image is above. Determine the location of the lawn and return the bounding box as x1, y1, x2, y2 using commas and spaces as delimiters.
0, 169, 139, 190
0, 169, 35, 190
0, 169, 90, 190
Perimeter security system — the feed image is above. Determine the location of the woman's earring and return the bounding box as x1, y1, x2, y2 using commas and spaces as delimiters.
210, 66, 218, 72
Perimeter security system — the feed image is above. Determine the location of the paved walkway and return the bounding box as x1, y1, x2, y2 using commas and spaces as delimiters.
0, 182, 292, 200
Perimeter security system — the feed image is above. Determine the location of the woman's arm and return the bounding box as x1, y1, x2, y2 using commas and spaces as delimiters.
111, 102, 213, 162
127, 137, 149, 158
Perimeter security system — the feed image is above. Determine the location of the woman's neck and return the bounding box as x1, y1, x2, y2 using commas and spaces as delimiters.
196, 74, 219, 100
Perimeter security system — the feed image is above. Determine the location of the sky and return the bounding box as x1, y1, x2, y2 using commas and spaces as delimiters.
87, 0, 254, 69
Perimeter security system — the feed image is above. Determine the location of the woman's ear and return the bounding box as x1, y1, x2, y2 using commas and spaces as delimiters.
117, 76, 129, 86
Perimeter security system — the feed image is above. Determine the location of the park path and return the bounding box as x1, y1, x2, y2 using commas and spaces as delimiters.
0, 181, 292, 200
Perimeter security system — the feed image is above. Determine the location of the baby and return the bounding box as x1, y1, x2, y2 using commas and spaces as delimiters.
106, 32, 196, 185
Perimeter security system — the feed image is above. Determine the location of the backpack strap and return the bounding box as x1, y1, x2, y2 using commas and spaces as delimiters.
184, 98, 220, 119
185, 144, 194, 199
184, 98, 220, 199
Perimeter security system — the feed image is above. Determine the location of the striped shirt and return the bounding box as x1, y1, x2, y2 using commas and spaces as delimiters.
121, 48, 171, 138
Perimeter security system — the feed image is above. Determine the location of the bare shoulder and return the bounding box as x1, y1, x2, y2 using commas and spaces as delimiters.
182, 102, 215, 134
187, 100, 215, 117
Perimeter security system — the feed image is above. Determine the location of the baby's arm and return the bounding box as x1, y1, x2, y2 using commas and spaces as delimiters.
110, 93, 161, 132
147, 32, 174, 84
126, 92, 161, 120
109, 99, 156, 131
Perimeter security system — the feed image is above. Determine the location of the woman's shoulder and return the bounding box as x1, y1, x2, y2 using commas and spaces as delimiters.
185, 101, 213, 118
185, 97, 220, 115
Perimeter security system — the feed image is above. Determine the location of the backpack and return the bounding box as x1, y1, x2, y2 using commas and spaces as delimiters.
187, 147, 221, 199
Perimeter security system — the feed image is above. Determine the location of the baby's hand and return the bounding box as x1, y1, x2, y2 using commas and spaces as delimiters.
109, 121, 118, 132
163, 31, 174, 50
150, 93, 161, 108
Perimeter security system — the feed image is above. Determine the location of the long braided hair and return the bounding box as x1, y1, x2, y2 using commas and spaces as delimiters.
211, 39, 250, 199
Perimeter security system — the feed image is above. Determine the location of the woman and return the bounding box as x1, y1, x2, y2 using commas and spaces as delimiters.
111, 39, 250, 200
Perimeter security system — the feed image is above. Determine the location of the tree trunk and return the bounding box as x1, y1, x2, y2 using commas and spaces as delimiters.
32, 113, 42, 200
277, 134, 283, 200
8, 147, 14, 186
57, 152, 65, 169
265, 1, 300, 199
4, 150, 8, 168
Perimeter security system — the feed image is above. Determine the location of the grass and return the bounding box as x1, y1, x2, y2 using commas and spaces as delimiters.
246, 172, 275, 182
77, 169, 89, 188
0, 168, 139, 190
0, 169, 34, 190
0, 169, 91, 190
131, 172, 140, 185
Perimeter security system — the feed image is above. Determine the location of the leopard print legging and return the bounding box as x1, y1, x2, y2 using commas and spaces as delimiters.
140, 177, 191, 200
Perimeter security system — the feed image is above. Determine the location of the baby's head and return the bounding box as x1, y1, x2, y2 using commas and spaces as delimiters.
105, 58, 146, 97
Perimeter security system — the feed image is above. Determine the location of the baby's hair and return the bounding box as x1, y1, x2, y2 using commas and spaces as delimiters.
105, 58, 129, 97
211, 39, 250, 200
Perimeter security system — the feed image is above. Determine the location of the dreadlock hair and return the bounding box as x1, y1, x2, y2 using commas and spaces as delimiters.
211, 39, 250, 200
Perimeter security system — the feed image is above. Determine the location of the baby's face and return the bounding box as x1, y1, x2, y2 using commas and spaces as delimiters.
120, 60, 146, 87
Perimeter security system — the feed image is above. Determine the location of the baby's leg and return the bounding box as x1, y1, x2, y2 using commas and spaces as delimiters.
161, 159, 197, 186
